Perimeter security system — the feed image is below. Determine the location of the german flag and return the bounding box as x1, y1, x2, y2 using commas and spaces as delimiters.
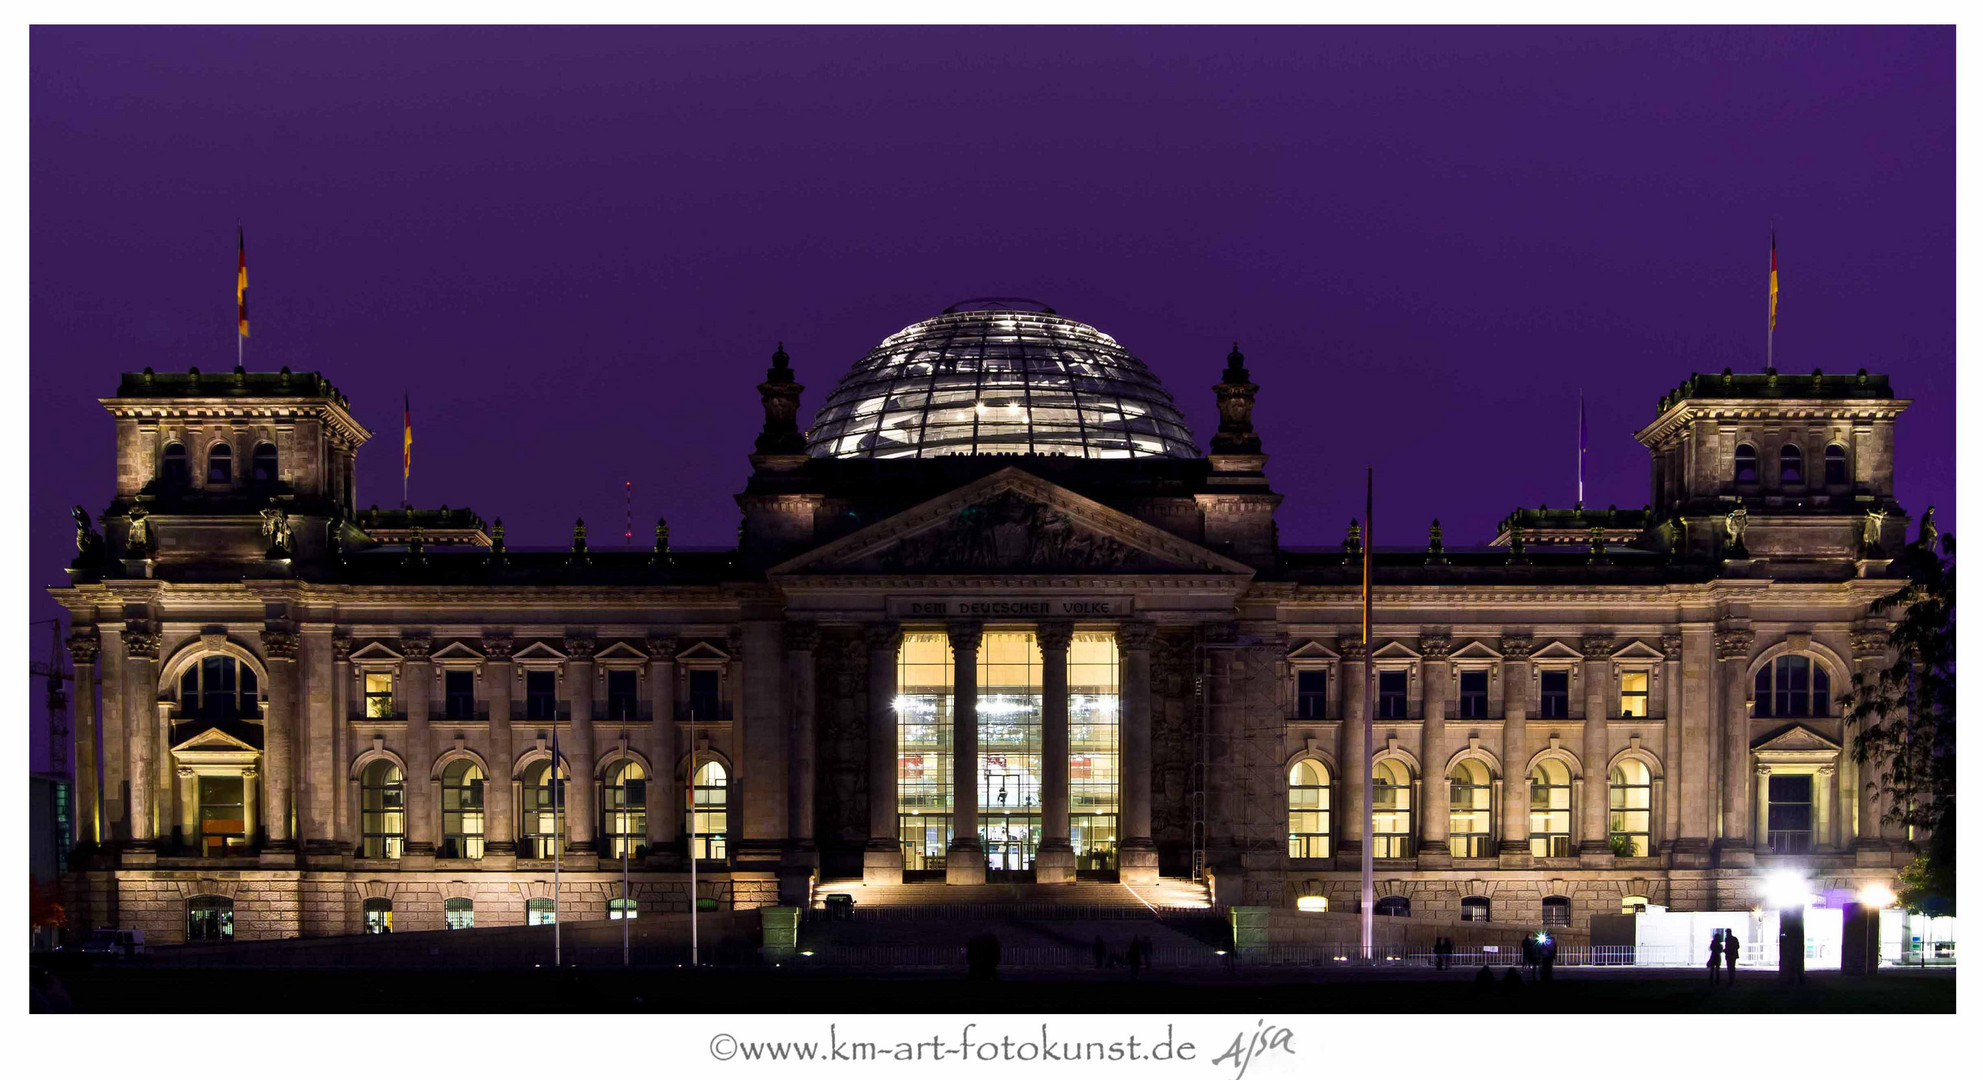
1769, 229, 1779, 331
403, 394, 412, 483
237, 227, 250, 339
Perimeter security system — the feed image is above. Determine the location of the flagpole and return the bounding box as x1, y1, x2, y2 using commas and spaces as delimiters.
1360, 466, 1375, 963
1767, 228, 1776, 369
689, 709, 699, 968
622, 732, 631, 968
553, 723, 562, 968
1577, 391, 1586, 510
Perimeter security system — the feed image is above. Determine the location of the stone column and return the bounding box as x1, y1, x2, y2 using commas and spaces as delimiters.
261, 627, 299, 856
1676, 626, 1716, 863
737, 618, 788, 868
1754, 763, 1773, 854
1118, 620, 1158, 884
177, 767, 198, 848
646, 636, 678, 858
68, 629, 101, 846
562, 636, 598, 854
1849, 627, 1890, 863
1819, 764, 1838, 850
1418, 634, 1452, 867
1498, 637, 1532, 868
331, 635, 354, 849
946, 622, 985, 885
400, 635, 436, 857
482, 635, 517, 858
99, 624, 128, 842
1579, 636, 1615, 860
1715, 628, 1756, 864
241, 765, 259, 843
300, 629, 338, 854
122, 627, 160, 852
1659, 633, 1685, 850
785, 623, 820, 862
1034, 622, 1076, 883
1338, 641, 1368, 861
862, 623, 904, 885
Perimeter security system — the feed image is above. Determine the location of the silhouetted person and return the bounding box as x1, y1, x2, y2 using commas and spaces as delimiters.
1503, 966, 1524, 986
1707, 929, 1724, 985
1723, 933, 1740, 984
1127, 936, 1143, 979
1474, 964, 1494, 988
1521, 935, 1538, 977
1093, 935, 1107, 969
1540, 936, 1557, 981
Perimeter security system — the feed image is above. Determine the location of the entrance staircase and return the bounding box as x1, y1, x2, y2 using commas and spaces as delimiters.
809, 875, 1212, 917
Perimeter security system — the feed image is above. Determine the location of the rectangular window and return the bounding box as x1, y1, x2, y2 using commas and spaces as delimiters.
1296, 669, 1327, 719
1619, 670, 1649, 718
687, 669, 721, 723
1457, 670, 1489, 719
363, 672, 396, 719
444, 670, 475, 721
606, 670, 639, 720
525, 670, 558, 721
897, 632, 953, 875
1537, 670, 1570, 718
1376, 671, 1408, 719
1768, 774, 1814, 855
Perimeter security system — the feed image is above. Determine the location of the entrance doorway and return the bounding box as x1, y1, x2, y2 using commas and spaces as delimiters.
982, 813, 1038, 876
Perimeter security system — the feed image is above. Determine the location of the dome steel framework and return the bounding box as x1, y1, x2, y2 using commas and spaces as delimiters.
804, 305, 1200, 460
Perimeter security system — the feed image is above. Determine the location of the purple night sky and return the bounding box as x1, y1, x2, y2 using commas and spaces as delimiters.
29, 26, 1954, 768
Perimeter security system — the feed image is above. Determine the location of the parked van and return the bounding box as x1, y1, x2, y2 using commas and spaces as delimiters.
80, 929, 145, 959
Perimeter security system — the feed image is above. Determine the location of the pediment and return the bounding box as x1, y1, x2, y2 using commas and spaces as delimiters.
1610, 640, 1666, 662
512, 641, 568, 664
431, 641, 485, 662
1372, 640, 1422, 661
1288, 639, 1341, 661
1449, 641, 1503, 662
1754, 724, 1842, 755
1529, 640, 1585, 662
594, 641, 651, 663
675, 640, 732, 663
348, 641, 404, 662
171, 726, 259, 753
769, 467, 1255, 577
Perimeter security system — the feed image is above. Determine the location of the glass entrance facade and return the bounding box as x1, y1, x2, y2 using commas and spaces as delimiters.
898, 631, 955, 875
1068, 631, 1120, 872
979, 631, 1043, 874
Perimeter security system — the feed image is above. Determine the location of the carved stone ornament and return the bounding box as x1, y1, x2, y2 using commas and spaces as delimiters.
1580, 634, 1617, 661
863, 622, 903, 653
1714, 629, 1755, 661
1499, 636, 1534, 661
878, 491, 1136, 572
260, 505, 294, 554
124, 630, 161, 660
1658, 634, 1684, 659
1035, 621, 1074, 653
400, 635, 434, 661
1724, 504, 1749, 557
332, 635, 355, 662
126, 505, 153, 554
784, 623, 820, 653
67, 627, 101, 665
563, 636, 596, 659
1420, 634, 1453, 659
1850, 628, 1890, 662
1338, 640, 1369, 661
947, 623, 984, 653
644, 635, 677, 663
1861, 509, 1888, 557
263, 630, 301, 661
1117, 620, 1157, 652
481, 635, 515, 661
72, 505, 104, 564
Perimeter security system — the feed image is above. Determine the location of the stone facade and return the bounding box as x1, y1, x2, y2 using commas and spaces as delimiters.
51, 314, 1924, 944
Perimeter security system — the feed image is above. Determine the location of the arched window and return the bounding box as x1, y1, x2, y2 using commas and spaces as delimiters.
1608, 760, 1653, 857
445, 897, 474, 930
1780, 444, 1804, 484
1287, 760, 1331, 859
1824, 444, 1849, 486
359, 761, 406, 859
1371, 759, 1413, 858
1461, 896, 1492, 923
1447, 759, 1494, 858
1620, 894, 1651, 914
519, 759, 568, 860
186, 895, 233, 942
691, 759, 728, 860
1754, 654, 1831, 719
440, 760, 485, 860
177, 654, 260, 721
1375, 896, 1411, 918
249, 442, 278, 484
608, 897, 638, 920
526, 897, 557, 926
1541, 895, 1572, 926
160, 443, 190, 486
206, 442, 233, 485
1733, 443, 1758, 483
603, 760, 648, 859
362, 898, 393, 934
1529, 760, 1573, 858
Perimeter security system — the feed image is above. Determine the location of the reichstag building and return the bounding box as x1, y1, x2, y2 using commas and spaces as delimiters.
52, 299, 1920, 941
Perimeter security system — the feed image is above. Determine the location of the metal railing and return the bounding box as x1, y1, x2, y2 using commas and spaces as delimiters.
815, 902, 1224, 923
774, 943, 1693, 969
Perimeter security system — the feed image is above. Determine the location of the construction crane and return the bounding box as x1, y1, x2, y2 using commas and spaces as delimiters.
28, 619, 74, 778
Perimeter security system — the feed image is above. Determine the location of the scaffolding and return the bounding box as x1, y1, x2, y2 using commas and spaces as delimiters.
1188, 631, 1286, 886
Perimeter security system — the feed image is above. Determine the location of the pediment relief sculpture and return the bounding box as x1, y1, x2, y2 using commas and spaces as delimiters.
870, 491, 1144, 573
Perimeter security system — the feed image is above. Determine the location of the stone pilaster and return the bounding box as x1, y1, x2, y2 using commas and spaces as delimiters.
784, 623, 820, 885
1715, 627, 1756, 865
1418, 633, 1453, 867
122, 626, 160, 855
1579, 634, 1615, 863
1497, 636, 1532, 868
862, 623, 904, 885
646, 635, 678, 860
1659, 633, 1684, 852
736, 618, 788, 868
399, 634, 436, 858
330, 635, 353, 848
67, 628, 101, 846
482, 634, 517, 859
261, 627, 300, 860
562, 635, 598, 855
946, 623, 985, 884
300, 629, 340, 856
1034, 621, 1076, 883
1117, 619, 1158, 884
1338, 640, 1367, 862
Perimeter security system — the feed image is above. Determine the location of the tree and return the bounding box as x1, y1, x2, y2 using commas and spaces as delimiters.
1843, 526, 1955, 915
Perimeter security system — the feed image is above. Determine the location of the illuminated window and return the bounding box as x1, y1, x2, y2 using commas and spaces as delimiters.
249, 442, 278, 484
206, 442, 233, 485
609, 898, 638, 920
1734, 443, 1758, 483
440, 759, 485, 860
197, 775, 245, 854
1620, 894, 1650, 914
525, 670, 558, 721
1457, 670, 1489, 719
1287, 759, 1331, 859
363, 672, 395, 719
1296, 669, 1327, 719
1767, 774, 1814, 855
1619, 670, 1649, 717
363, 898, 392, 934
691, 760, 728, 860
1542, 895, 1572, 926
1608, 760, 1653, 857
1067, 632, 1120, 873
1376, 671, 1408, 719
526, 898, 556, 925
1537, 669, 1570, 718
445, 897, 474, 929
178, 654, 259, 721
1779, 444, 1804, 484
160, 443, 189, 486
897, 631, 953, 874
606, 670, 639, 720
1824, 444, 1848, 486
1375, 896, 1410, 917
1447, 759, 1494, 858
603, 760, 647, 859
186, 896, 233, 942
519, 759, 566, 859
1371, 759, 1413, 858
1529, 760, 1573, 858
1461, 896, 1491, 923
359, 760, 405, 859
444, 670, 475, 721
1754, 655, 1830, 719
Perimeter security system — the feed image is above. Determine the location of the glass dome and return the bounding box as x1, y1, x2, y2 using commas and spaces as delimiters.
804, 301, 1200, 460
